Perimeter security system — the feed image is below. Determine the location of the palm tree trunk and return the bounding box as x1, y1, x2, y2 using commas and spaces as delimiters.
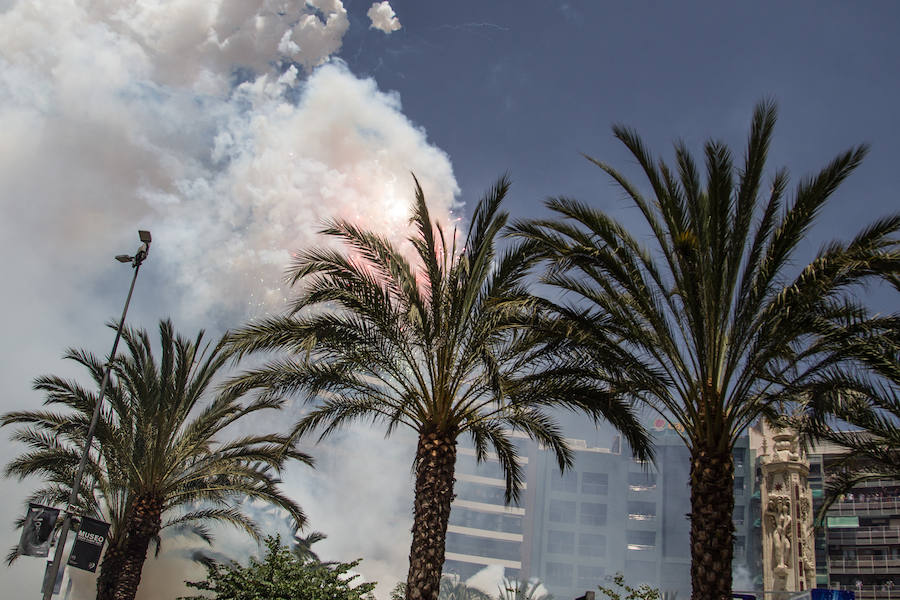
96, 538, 125, 600
406, 431, 457, 600
690, 442, 735, 600
111, 494, 163, 600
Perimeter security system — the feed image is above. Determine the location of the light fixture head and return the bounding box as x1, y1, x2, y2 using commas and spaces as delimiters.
138, 230, 152, 243
115, 254, 132, 263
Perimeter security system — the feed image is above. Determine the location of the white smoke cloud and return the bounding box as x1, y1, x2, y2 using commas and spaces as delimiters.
466, 564, 507, 595
0, 1, 456, 598
158, 59, 458, 321
367, 1, 402, 34
286, 427, 417, 599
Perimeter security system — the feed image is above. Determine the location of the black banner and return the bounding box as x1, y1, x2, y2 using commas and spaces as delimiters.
18, 503, 59, 558
67, 516, 110, 572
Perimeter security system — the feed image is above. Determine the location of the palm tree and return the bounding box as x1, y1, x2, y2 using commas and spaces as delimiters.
791, 312, 900, 515
2, 320, 311, 600
438, 577, 492, 600
225, 176, 653, 600
512, 101, 900, 600
292, 529, 328, 564
495, 578, 553, 600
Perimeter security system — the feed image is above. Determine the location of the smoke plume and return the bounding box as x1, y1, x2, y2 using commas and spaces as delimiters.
368, 2, 402, 34
0, 1, 457, 598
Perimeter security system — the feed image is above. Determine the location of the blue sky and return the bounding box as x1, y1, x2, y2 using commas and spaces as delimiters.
0, 2, 898, 598
342, 1, 900, 247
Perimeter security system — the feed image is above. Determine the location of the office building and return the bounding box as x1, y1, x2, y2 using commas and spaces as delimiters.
444, 426, 755, 599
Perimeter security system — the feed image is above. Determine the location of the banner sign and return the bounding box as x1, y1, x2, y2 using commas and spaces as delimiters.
18, 503, 59, 558
67, 516, 111, 572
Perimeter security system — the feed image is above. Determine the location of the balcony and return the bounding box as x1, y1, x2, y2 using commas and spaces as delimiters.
828, 585, 898, 600
828, 527, 900, 546
826, 497, 900, 516
827, 555, 900, 574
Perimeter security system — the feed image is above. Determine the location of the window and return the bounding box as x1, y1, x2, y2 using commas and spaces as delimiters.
468, 459, 504, 480
551, 469, 577, 493
449, 508, 523, 534
547, 530, 574, 554
577, 565, 605, 589
580, 502, 607, 527
445, 533, 520, 562
733, 448, 746, 470
628, 472, 657, 491
582, 472, 609, 495
734, 476, 745, 496
578, 533, 606, 557
626, 530, 656, 550
627, 501, 657, 520
625, 559, 656, 581
456, 483, 520, 507
545, 562, 573, 587
549, 500, 576, 524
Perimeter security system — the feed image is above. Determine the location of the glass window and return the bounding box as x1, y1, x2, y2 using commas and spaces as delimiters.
576, 565, 605, 590
545, 562, 573, 587
466, 459, 505, 480
733, 448, 745, 470
456, 482, 520, 507
445, 532, 520, 562
625, 559, 656, 581
449, 508, 523, 534
582, 472, 609, 495
578, 533, 606, 557
549, 499, 576, 524
551, 469, 578, 493
580, 502, 607, 527
547, 530, 574, 554
627, 500, 657, 520
626, 530, 656, 549
628, 472, 657, 491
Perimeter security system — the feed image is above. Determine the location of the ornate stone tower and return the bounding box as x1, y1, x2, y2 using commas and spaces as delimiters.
758, 427, 816, 596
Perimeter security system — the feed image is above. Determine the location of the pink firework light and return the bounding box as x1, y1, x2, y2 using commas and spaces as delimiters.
252, 174, 459, 314
315, 181, 465, 295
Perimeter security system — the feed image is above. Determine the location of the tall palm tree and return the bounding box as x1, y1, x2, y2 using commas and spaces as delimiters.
512, 101, 900, 600
2, 320, 312, 600
225, 176, 653, 600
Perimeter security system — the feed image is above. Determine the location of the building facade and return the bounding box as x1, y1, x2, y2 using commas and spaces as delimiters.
444, 437, 530, 582
812, 444, 900, 599
444, 427, 755, 599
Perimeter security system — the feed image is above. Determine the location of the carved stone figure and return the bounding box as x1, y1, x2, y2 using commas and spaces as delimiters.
768, 496, 792, 570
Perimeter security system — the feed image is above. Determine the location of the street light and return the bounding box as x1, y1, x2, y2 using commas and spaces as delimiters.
41, 230, 152, 600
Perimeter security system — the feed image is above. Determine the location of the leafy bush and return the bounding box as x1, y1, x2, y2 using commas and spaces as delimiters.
596, 573, 660, 600
181, 535, 375, 600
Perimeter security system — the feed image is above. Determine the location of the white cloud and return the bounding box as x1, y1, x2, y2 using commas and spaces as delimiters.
367, 1, 402, 34
0, 1, 456, 598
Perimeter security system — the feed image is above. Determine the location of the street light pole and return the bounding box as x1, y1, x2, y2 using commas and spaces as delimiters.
41, 231, 151, 600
